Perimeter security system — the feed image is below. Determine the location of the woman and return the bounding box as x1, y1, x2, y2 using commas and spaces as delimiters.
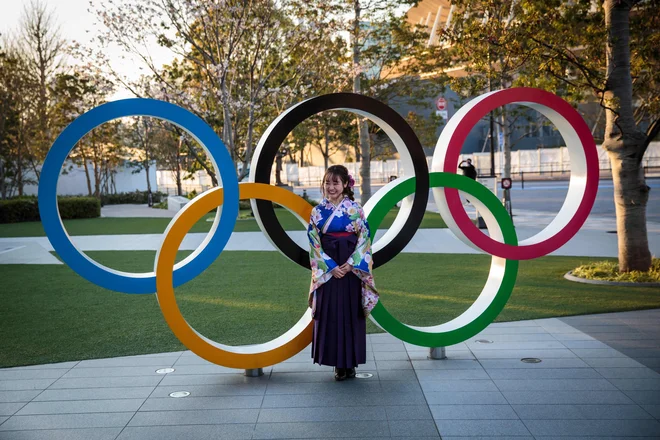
307, 165, 379, 381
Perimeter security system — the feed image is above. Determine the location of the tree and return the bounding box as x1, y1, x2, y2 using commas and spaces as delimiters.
436, 0, 658, 272
19, 0, 65, 181
93, 0, 339, 184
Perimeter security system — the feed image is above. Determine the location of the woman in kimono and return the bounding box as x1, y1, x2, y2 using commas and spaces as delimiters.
307, 165, 378, 381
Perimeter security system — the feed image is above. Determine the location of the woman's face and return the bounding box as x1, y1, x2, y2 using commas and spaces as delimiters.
324, 174, 346, 201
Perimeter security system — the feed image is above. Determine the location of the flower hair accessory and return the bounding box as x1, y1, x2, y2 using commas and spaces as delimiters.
348, 174, 355, 188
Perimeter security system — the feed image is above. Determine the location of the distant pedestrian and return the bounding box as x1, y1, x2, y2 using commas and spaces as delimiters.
458, 159, 477, 180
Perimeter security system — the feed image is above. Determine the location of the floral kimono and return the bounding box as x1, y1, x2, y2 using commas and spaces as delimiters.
307, 197, 379, 317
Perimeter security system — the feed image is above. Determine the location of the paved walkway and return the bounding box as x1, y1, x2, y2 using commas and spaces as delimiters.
1, 309, 659, 439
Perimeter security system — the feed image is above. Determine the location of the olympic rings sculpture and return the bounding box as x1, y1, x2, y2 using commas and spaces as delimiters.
38, 88, 599, 369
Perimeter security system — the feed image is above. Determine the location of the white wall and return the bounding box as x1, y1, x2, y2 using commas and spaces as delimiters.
21, 161, 158, 196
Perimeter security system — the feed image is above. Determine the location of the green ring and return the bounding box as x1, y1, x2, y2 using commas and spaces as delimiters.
367, 172, 519, 347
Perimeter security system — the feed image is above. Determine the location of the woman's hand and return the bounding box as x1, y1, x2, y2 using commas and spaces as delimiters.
331, 266, 345, 278
339, 262, 353, 274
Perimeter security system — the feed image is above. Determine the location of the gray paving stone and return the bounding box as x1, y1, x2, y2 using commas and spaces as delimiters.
523, 419, 660, 437
169, 364, 244, 375
268, 372, 346, 383
0, 416, 7, 425
470, 333, 558, 342
419, 380, 499, 392
622, 390, 660, 405
140, 395, 263, 411
511, 404, 654, 420
116, 424, 255, 439
595, 367, 660, 379
17, 398, 145, 415
617, 348, 660, 358
466, 341, 566, 350
493, 378, 616, 391
583, 357, 646, 368
272, 362, 334, 373
478, 358, 589, 369
535, 437, 659, 440
471, 349, 577, 359
384, 405, 433, 420
570, 348, 628, 358
412, 360, 483, 370
379, 381, 424, 393
0, 402, 26, 416
262, 392, 426, 408
373, 351, 410, 361
485, 368, 602, 380
415, 370, 490, 381
129, 408, 259, 425
0, 427, 122, 439
151, 383, 267, 398
568, 325, 642, 333
370, 343, 407, 352
265, 381, 382, 395
440, 437, 533, 440
1, 361, 78, 370
0, 379, 56, 391
0, 412, 133, 430
501, 390, 635, 405
0, 369, 68, 380
0, 390, 41, 402
258, 406, 387, 422
49, 376, 162, 388
253, 421, 390, 438
476, 327, 549, 335
388, 419, 439, 437
560, 340, 613, 349
34, 387, 155, 401
160, 373, 269, 386
376, 370, 418, 381
434, 419, 531, 436
429, 404, 518, 420
424, 391, 508, 405
583, 332, 651, 341
369, 334, 404, 344
608, 378, 660, 390
76, 356, 180, 368
375, 360, 413, 370
62, 367, 164, 378
642, 404, 660, 419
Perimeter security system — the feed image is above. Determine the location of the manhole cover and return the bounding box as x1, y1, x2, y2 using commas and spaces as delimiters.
156, 368, 175, 374
521, 358, 542, 364
355, 372, 373, 379
169, 391, 190, 398
475, 339, 493, 344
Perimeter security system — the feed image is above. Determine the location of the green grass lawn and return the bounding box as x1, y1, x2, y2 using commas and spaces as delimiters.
0, 207, 448, 237
1, 251, 659, 367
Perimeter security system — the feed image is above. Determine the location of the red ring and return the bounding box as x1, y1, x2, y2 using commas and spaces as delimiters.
442, 88, 599, 260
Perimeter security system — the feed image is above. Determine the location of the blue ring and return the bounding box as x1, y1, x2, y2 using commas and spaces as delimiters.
38, 99, 239, 293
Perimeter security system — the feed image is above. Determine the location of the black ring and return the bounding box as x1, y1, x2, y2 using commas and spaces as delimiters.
251, 93, 429, 269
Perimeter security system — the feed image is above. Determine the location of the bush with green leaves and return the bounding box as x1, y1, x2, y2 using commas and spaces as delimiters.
0, 197, 100, 223
573, 258, 660, 283
100, 190, 165, 206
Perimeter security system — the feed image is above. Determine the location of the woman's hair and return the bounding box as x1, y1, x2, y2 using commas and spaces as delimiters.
321, 165, 355, 201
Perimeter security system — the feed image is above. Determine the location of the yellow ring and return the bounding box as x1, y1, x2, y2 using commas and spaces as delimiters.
155, 182, 313, 368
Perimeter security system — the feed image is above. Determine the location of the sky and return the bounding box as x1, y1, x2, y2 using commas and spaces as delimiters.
1, 0, 174, 99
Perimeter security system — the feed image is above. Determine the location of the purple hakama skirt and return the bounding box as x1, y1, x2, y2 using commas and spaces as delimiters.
312, 232, 367, 368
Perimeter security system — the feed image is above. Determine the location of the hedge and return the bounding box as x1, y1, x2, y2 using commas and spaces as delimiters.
0, 197, 100, 224
100, 190, 165, 206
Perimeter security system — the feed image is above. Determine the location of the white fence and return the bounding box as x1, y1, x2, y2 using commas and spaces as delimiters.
277, 142, 660, 186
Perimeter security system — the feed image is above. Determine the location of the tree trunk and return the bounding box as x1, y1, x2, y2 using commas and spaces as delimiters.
602, 0, 651, 272
353, 0, 371, 203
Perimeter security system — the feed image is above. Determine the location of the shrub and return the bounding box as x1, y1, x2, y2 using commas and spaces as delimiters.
100, 190, 165, 206
0, 197, 100, 223
572, 258, 660, 283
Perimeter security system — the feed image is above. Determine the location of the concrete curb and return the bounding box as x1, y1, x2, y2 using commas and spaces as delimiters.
564, 271, 660, 288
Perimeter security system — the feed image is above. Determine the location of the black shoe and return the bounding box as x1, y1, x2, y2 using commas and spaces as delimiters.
346, 368, 356, 379
334, 367, 346, 381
